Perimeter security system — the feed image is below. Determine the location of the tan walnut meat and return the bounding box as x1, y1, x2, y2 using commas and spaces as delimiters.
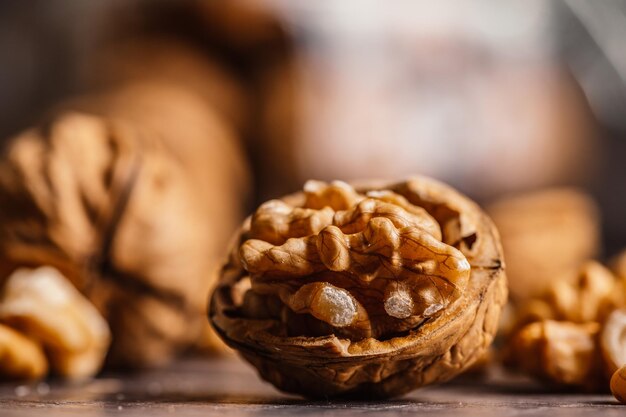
510, 261, 619, 333
0, 266, 110, 379
505, 320, 602, 388
505, 262, 626, 390
0, 323, 48, 380
210, 177, 507, 398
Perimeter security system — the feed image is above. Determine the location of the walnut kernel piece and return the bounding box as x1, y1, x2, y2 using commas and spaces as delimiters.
506, 320, 601, 388
0, 324, 48, 380
210, 177, 506, 398
509, 261, 620, 337
0, 267, 111, 379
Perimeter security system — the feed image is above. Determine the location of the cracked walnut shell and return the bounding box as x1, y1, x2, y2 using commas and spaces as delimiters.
210, 177, 507, 398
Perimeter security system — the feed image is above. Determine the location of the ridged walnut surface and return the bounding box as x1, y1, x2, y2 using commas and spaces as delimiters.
210, 177, 507, 398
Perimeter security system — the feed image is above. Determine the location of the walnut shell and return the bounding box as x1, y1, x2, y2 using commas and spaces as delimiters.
210, 177, 507, 398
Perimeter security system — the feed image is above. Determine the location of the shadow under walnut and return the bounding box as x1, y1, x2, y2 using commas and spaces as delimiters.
210, 177, 507, 398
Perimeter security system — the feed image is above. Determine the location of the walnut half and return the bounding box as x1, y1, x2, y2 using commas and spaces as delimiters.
210, 177, 506, 398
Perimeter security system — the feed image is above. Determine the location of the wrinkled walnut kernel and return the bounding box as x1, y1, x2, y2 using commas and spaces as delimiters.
510, 261, 620, 334
506, 320, 601, 388
240, 181, 470, 340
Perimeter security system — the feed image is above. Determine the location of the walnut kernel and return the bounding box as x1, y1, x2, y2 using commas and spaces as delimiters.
0, 266, 110, 379
0, 324, 47, 380
506, 320, 601, 388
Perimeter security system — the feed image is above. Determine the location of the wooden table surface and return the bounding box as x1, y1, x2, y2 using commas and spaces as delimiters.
0, 357, 623, 416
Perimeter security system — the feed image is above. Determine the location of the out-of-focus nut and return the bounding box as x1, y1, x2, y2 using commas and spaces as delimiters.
601, 309, 626, 377
506, 320, 601, 388
487, 188, 600, 302
0, 266, 111, 379
0, 323, 47, 380
611, 366, 626, 404
546, 261, 618, 323
509, 261, 619, 336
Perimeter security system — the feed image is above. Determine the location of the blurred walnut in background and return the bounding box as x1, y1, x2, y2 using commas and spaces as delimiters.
0, 104, 248, 374
487, 188, 601, 303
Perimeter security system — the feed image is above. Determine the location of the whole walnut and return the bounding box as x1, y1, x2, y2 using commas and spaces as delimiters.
0, 107, 248, 371
210, 177, 507, 398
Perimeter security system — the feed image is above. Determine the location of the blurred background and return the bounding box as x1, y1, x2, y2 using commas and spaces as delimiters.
0, 0, 625, 256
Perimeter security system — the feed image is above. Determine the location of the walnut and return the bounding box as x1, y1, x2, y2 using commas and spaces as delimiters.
0, 324, 47, 380
0, 266, 110, 378
0, 108, 248, 369
511, 261, 619, 331
487, 188, 600, 303
504, 320, 602, 388
545, 261, 617, 323
210, 177, 507, 398
504, 261, 626, 390
611, 366, 626, 404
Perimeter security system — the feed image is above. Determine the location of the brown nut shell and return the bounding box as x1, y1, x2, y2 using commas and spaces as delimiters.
210, 177, 507, 398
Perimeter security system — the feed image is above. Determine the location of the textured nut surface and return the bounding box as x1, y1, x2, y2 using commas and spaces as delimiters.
506, 320, 601, 388
210, 177, 506, 398
0, 267, 110, 378
487, 188, 599, 302
611, 365, 626, 404
0, 323, 48, 380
